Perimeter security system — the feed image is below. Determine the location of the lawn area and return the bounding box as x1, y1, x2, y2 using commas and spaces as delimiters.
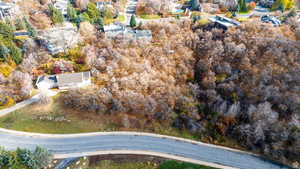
139, 14, 161, 20
69, 157, 218, 169
104, 14, 126, 25
0, 95, 198, 138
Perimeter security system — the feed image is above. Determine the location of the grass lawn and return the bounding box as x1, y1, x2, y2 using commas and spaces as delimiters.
104, 15, 126, 25
69, 158, 217, 169
0, 95, 198, 138
139, 14, 161, 20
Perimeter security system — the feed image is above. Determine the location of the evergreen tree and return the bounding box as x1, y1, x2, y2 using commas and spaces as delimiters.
0, 43, 10, 61
238, 0, 248, 12
15, 17, 26, 30
95, 17, 104, 32
0, 22, 14, 40
9, 45, 22, 64
87, 2, 100, 22
67, 4, 78, 22
130, 15, 137, 28
49, 4, 64, 24
190, 0, 200, 11
23, 18, 37, 38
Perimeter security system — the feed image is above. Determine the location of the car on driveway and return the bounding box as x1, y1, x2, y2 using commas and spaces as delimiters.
261, 15, 281, 26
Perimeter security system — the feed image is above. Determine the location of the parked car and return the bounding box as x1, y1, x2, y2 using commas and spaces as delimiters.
261, 15, 281, 26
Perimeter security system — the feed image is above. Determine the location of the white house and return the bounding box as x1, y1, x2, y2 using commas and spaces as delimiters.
0, 1, 19, 20
36, 72, 91, 90
54, 0, 69, 16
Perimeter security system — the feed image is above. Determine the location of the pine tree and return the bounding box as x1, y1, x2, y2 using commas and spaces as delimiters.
49, 4, 64, 24
0, 43, 10, 61
130, 15, 137, 28
23, 18, 37, 38
190, 0, 200, 11
87, 2, 100, 22
15, 17, 26, 30
238, 0, 248, 12
95, 17, 104, 32
9, 45, 22, 64
67, 4, 78, 22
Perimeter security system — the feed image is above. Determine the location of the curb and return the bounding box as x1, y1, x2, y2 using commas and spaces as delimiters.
53, 150, 238, 169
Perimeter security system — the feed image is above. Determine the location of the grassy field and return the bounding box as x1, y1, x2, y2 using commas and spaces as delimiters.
69, 157, 217, 169
0, 95, 198, 139
139, 14, 161, 20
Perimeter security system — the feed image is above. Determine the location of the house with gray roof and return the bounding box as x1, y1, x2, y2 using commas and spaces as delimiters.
0, 1, 19, 20
36, 72, 91, 90
208, 15, 241, 29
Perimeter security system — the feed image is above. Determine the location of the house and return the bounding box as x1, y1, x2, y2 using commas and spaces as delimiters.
54, 0, 69, 16
37, 24, 82, 55
0, 1, 19, 20
36, 72, 91, 90
96, 1, 113, 11
208, 15, 241, 29
104, 23, 152, 41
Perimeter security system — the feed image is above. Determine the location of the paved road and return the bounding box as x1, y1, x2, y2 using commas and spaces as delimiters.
0, 130, 293, 169
124, 0, 138, 25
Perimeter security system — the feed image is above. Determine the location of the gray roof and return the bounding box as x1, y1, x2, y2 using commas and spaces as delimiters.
57, 72, 90, 87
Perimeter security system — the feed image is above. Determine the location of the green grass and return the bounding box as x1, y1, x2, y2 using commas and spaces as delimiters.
139, 14, 161, 20
91, 160, 158, 169
159, 160, 218, 169
91, 160, 217, 169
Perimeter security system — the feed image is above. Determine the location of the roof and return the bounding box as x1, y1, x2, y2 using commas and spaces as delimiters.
0, 2, 13, 9
209, 16, 241, 27
57, 72, 90, 87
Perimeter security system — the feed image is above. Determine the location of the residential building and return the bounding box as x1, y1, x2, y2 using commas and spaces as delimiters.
54, 0, 69, 16
96, 1, 113, 11
104, 23, 152, 41
208, 15, 241, 29
36, 72, 91, 90
0, 1, 19, 20
37, 23, 82, 55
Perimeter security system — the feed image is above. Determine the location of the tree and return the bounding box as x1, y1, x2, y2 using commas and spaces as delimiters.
9, 45, 22, 64
48, 4, 64, 24
15, 17, 26, 30
95, 17, 104, 32
0, 43, 10, 61
87, 2, 100, 22
67, 4, 78, 22
238, 0, 248, 12
190, 0, 200, 11
23, 18, 37, 38
0, 22, 14, 40
130, 15, 137, 28
75, 0, 90, 10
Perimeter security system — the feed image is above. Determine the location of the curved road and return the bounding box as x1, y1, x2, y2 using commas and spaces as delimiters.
0, 129, 293, 169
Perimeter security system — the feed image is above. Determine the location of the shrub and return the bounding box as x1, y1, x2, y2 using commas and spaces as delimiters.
0, 95, 15, 108
9, 45, 22, 65
272, 0, 295, 11
0, 22, 14, 40
86, 2, 100, 22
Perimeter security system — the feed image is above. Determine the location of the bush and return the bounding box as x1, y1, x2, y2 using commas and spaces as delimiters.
9, 45, 23, 65
247, 1, 256, 10
0, 95, 15, 108
0, 147, 52, 169
272, 0, 295, 11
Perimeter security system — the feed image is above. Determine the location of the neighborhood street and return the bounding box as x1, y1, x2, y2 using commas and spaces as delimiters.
0, 129, 293, 169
